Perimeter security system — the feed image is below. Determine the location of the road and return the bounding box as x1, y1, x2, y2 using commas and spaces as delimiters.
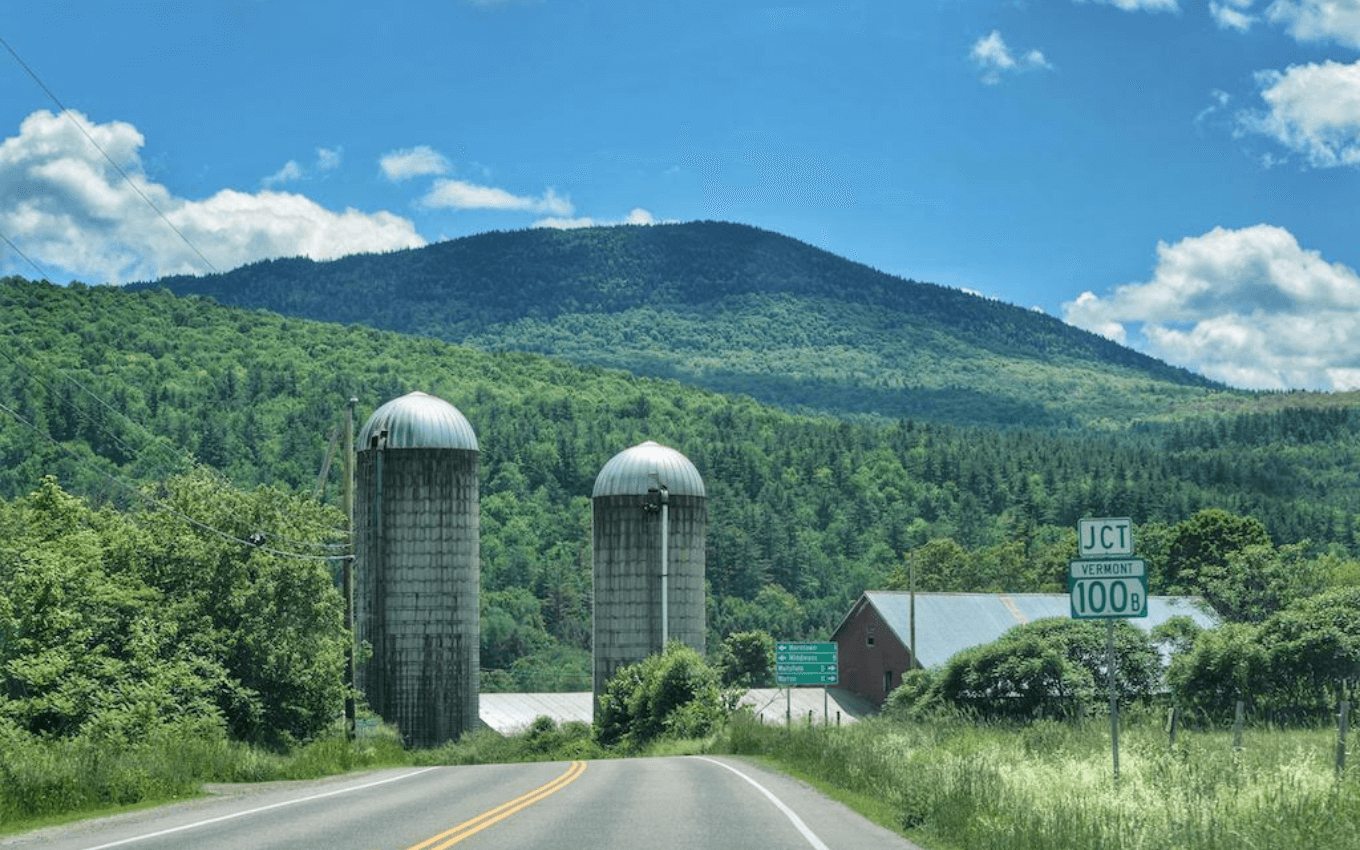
0, 756, 923, 850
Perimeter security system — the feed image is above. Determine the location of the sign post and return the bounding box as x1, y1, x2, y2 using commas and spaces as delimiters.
776, 642, 838, 727
1072, 518, 1147, 785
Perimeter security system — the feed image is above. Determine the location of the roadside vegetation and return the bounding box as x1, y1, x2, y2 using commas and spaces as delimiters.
716, 711, 1360, 850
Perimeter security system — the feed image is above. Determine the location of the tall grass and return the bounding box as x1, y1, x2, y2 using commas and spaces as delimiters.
717, 712, 1360, 850
0, 716, 605, 835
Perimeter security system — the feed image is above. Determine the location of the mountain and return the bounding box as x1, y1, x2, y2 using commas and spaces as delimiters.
5, 275, 1360, 689
133, 221, 1229, 428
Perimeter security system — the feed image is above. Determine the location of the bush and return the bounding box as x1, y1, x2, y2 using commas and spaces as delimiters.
595, 642, 726, 749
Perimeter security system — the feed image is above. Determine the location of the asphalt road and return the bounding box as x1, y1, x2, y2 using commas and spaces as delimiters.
0, 756, 924, 850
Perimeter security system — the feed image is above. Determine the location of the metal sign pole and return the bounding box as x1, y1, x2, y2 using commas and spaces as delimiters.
1107, 619, 1119, 785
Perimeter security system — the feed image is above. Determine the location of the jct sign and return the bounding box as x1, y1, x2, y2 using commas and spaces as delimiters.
1078, 517, 1133, 558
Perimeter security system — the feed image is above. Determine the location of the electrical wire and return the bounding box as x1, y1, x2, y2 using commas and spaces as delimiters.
0, 34, 219, 277
0, 37, 352, 555
0, 232, 53, 282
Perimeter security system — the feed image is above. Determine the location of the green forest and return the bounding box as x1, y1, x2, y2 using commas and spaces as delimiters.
3, 271, 1360, 755
137, 221, 1233, 428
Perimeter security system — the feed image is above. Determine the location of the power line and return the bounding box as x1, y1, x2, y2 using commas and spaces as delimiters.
0, 232, 54, 281
0, 34, 219, 277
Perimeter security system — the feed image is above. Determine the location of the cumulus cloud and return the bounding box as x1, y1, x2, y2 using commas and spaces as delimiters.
1267, 0, 1360, 48
1062, 224, 1360, 390
380, 145, 451, 181
969, 31, 1052, 85
0, 110, 424, 284
419, 178, 573, 215
534, 207, 664, 230
1239, 59, 1360, 167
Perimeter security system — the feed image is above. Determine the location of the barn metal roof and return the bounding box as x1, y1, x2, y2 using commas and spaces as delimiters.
592, 440, 706, 498
357, 391, 478, 451
478, 692, 593, 734
837, 591, 1216, 669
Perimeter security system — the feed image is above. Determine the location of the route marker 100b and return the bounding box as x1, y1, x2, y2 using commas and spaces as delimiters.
1068, 558, 1149, 619
1069, 577, 1148, 618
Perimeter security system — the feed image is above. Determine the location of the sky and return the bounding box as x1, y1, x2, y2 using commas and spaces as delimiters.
2, 0, 1359, 392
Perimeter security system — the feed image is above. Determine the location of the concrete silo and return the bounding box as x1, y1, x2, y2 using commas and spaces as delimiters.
592, 440, 707, 704
354, 391, 479, 747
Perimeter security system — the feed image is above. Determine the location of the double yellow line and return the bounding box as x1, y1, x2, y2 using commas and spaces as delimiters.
404, 761, 588, 850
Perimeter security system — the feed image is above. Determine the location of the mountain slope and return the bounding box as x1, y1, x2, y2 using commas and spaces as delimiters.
135, 221, 1229, 427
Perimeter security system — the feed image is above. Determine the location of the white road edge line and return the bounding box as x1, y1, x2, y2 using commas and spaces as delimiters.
79, 767, 440, 850
693, 756, 831, 850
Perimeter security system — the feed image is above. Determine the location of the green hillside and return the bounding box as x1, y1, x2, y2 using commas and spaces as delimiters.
135, 221, 1229, 427
4, 276, 1360, 692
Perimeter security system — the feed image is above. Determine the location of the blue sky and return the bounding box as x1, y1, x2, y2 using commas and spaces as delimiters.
2, 0, 1358, 390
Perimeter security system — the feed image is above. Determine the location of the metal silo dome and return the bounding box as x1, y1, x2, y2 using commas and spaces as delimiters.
592, 441, 705, 498
358, 391, 478, 451
354, 390, 479, 747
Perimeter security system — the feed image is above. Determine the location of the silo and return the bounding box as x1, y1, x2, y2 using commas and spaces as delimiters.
592, 440, 707, 705
354, 391, 479, 747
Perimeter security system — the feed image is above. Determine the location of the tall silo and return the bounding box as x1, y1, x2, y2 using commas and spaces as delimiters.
592, 440, 707, 705
354, 391, 479, 747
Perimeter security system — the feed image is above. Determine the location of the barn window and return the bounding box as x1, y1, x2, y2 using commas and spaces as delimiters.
866, 626, 875, 647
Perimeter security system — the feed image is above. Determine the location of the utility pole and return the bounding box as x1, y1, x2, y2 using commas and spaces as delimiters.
342, 397, 357, 741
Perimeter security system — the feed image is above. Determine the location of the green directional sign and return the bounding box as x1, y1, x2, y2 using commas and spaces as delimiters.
776, 641, 838, 685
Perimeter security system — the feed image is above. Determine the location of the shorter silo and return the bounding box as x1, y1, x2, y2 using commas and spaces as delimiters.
354, 391, 479, 747
592, 441, 707, 706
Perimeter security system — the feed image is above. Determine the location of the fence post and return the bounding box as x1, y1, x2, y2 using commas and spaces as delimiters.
836, 710, 841, 727
1167, 706, 1178, 748
1233, 700, 1245, 750
1338, 699, 1350, 776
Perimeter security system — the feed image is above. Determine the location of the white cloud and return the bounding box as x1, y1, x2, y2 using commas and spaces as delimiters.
317, 146, 343, 171
262, 159, 303, 186
262, 148, 343, 186
1239, 59, 1360, 167
969, 31, 1052, 85
0, 110, 424, 284
420, 178, 573, 215
1212, 0, 1258, 30
534, 207, 664, 229
380, 145, 451, 181
1062, 225, 1360, 390
1073, 0, 1179, 11
1267, 0, 1360, 49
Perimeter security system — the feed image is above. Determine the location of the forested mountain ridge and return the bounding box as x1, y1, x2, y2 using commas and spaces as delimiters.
5, 275, 1360, 692
133, 221, 1227, 427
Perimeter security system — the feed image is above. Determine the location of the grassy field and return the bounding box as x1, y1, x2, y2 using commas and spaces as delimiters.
713, 711, 1360, 850
5, 712, 1357, 849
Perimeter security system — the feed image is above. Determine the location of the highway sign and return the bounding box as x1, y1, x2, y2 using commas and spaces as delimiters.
776, 641, 838, 685
1078, 517, 1133, 558
1069, 558, 1148, 619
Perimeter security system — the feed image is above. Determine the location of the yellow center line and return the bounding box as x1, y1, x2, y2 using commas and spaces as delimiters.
403, 761, 588, 850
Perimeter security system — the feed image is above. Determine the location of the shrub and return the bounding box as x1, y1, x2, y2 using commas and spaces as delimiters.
595, 642, 726, 748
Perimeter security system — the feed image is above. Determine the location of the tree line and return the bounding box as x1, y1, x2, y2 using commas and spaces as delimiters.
2, 275, 1360, 710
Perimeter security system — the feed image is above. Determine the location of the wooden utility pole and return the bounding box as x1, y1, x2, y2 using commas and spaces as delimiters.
342, 397, 357, 741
